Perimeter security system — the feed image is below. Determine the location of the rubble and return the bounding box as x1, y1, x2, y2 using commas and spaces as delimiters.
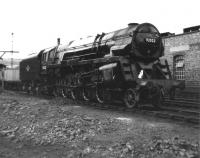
0, 91, 199, 158
148, 137, 199, 158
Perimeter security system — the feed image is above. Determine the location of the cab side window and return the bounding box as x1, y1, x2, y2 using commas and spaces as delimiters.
48, 49, 55, 62
42, 53, 47, 62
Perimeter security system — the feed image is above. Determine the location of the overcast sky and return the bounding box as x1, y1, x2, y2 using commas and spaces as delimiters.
0, 0, 199, 59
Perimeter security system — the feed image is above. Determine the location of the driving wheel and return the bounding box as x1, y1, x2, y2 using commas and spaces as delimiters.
82, 88, 90, 101
95, 86, 105, 103
123, 88, 138, 108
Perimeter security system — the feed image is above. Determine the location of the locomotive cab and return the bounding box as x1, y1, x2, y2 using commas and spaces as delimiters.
38, 46, 59, 75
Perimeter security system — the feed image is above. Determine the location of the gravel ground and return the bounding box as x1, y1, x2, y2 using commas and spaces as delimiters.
0, 91, 199, 158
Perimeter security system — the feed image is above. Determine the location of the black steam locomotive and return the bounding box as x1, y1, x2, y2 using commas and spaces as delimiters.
19, 23, 184, 108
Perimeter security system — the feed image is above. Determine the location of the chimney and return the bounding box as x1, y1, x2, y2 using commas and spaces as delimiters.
183, 25, 200, 33
128, 23, 138, 27
57, 38, 60, 45
161, 32, 175, 37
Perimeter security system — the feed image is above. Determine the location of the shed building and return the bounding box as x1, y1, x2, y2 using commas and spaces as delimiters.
162, 25, 200, 94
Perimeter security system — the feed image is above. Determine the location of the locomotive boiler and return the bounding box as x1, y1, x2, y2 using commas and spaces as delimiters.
20, 22, 185, 108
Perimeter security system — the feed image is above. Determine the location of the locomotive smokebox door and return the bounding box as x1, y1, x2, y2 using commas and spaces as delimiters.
99, 63, 117, 81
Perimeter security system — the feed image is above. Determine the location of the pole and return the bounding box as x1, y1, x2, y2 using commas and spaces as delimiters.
2, 68, 4, 91
0, 68, 4, 92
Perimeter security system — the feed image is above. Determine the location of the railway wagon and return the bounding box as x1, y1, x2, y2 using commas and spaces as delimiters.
4, 68, 19, 81
0, 68, 21, 90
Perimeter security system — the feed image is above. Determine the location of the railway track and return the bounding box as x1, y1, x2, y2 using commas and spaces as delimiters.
71, 95, 200, 126
4, 90, 200, 127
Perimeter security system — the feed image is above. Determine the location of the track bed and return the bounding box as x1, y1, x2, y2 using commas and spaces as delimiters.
0, 91, 199, 158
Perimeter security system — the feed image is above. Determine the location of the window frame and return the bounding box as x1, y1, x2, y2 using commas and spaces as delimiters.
173, 54, 185, 80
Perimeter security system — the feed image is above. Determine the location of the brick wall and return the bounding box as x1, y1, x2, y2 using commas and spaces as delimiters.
162, 31, 200, 90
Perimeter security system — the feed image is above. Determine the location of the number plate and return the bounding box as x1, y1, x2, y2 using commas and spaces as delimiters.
145, 38, 156, 43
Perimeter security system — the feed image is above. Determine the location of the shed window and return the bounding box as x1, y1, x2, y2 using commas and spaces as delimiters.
173, 55, 185, 80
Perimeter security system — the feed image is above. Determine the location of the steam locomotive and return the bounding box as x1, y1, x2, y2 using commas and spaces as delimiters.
19, 22, 184, 108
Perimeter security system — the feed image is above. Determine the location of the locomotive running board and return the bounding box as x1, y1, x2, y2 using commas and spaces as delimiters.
60, 56, 121, 67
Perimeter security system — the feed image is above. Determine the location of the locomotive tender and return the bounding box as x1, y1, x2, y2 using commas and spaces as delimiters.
19, 22, 185, 108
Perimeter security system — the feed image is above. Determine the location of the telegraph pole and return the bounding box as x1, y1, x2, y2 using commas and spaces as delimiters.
0, 33, 19, 91
0, 32, 19, 67
0, 51, 19, 60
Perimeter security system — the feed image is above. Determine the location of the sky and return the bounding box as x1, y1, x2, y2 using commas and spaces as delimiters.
0, 0, 199, 59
